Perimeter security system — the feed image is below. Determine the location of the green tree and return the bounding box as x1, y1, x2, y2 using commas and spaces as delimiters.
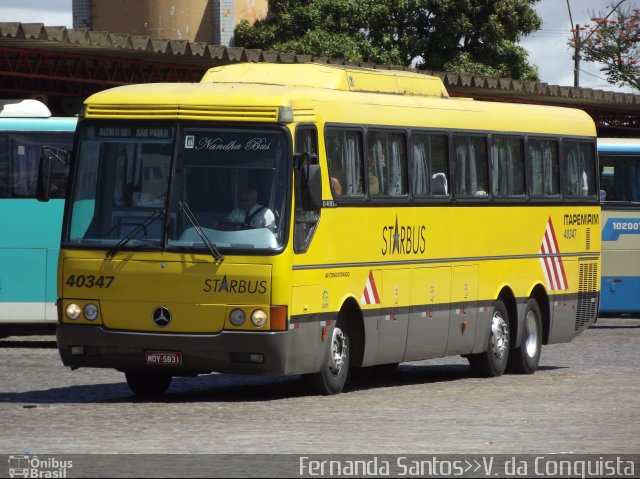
234, 0, 541, 81
571, 3, 640, 91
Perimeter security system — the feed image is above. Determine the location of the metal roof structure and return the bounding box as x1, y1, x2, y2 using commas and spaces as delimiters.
1, 22, 639, 135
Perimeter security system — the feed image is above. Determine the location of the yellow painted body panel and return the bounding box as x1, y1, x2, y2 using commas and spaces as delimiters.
289, 206, 600, 311
59, 253, 273, 333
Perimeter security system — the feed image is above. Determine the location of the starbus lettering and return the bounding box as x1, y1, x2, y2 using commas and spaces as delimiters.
203, 275, 268, 294
381, 215, 427, 255
564, 213, 600, 226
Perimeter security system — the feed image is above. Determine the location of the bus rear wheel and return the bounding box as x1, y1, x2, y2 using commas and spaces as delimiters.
468, 300, 510, 377
125, 371, 172, 397
303, 317, 350, 395
507, 298, 542, 374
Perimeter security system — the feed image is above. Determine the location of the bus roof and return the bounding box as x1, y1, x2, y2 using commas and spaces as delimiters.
201, 63, 450, 98
83, 63, 596, 138
597, 137, 640, 154
0, 99, 51, 118
0, 116, 77, 132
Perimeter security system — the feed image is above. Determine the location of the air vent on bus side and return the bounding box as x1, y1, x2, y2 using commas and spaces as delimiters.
575, 261, 598, 331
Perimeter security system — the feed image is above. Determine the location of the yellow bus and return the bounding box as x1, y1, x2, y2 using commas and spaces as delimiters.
41, 63, 600, 396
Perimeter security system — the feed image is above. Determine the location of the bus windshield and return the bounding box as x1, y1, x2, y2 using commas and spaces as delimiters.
66, 122, 290, 252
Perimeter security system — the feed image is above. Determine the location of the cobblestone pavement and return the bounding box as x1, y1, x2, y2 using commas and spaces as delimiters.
0, 318, 638, 455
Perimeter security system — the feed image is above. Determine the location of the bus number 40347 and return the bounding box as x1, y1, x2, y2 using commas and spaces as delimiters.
65, 274, 115, 288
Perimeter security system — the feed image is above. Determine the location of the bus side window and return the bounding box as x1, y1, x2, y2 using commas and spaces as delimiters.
368, 130, 407, 197
528, 139, 559, 198
10, 141, 40, 197
491, 136, 525, 198
562, 141, 596, 198
453, 135, 488, 198
0, 135, 8, 197
411, 133, 449, 197
326, 128, 364, 198
626, 159, 640, 202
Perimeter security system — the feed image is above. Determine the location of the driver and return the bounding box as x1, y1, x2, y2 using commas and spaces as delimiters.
224, 187, 275, 230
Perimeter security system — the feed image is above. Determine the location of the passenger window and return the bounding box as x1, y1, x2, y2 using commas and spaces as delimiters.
600, 157, 640, 203
325, 128, 364, 198
491, 136, 525, 197
367, 131, 407, 197
411, 133, 449, 197
0, 135, 8, 198
562, 141, 597, 198
2, 133, 73, 199
453, 135, 488, 197
528, 139, 559, 197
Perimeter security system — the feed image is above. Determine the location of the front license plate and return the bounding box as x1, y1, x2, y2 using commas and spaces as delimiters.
145, 351, 183, 366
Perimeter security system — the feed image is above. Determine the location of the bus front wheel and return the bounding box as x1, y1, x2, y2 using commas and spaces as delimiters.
125, 371, 172, 397
468, 300, 510, 377
507, 298, 542, 374
303, 317, 350, 395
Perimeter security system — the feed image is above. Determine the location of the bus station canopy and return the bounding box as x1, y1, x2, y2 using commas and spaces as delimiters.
1, 22, 638, 135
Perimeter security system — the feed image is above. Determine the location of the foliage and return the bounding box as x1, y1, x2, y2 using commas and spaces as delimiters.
234, 0, 542, 81
570, 3, 640, 91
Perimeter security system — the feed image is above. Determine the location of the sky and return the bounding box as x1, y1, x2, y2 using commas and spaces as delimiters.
1, 0, 637, 93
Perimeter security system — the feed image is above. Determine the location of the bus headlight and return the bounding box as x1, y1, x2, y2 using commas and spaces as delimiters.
83, 303, 99, 321
65, 303, 81, 320
251, 309, 268, 327
229, 308, 246, 327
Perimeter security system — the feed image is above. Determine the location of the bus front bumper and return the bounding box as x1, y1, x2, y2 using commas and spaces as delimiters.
56, 324, 299, 376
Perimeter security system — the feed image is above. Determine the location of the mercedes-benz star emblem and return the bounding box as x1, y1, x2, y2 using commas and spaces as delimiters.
152, 307, 172, 327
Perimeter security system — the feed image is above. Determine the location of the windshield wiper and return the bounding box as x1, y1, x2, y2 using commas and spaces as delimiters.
105, 209, 163, 259
179, 201, 224, 262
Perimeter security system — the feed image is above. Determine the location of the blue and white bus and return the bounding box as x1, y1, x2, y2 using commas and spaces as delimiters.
0, 99, 76, 324
598, 137, 640, 316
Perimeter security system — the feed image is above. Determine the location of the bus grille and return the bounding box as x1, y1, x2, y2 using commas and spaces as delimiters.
575, 261, 598, 331
585, 228, 591, 251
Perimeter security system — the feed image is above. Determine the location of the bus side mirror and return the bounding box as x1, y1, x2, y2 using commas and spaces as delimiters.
37, 146, 70, 202
37, 154, 52, 202
303, 164, 322, 210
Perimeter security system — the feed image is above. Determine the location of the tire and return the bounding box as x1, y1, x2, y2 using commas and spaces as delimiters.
468, 300, 510, 377
125, 371, 172, 397
303, 316, 350, 395
507, 298, 542, 374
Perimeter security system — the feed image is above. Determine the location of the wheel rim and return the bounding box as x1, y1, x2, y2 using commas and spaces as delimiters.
329, 326, 347, 375
490, 311, 509, 361
525, 310, 539, 358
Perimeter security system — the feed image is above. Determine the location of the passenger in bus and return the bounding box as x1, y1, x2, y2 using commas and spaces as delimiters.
330, 176, 343, 196
327, 153, 345, 196
223, 187, 276, 230
368, 150, 384, 195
